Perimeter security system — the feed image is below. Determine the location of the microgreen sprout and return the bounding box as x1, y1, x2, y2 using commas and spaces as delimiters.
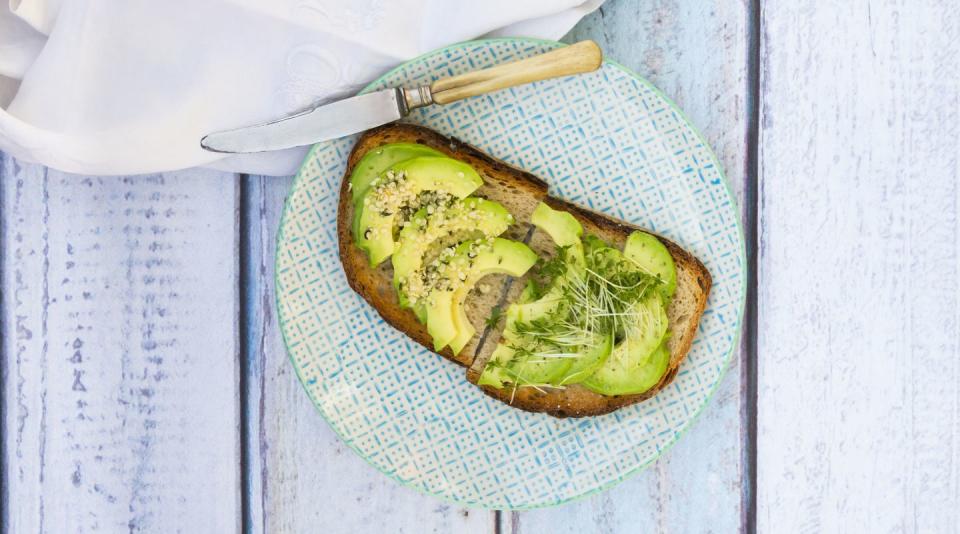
494, 234, 663, 388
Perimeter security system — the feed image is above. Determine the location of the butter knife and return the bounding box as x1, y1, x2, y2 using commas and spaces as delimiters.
200, 40, 602, 153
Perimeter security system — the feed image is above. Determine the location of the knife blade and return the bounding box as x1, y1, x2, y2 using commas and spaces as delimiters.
200, 40, 603, 153
200, 88, 407, 153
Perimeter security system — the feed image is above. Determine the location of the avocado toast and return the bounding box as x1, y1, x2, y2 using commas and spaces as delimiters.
337, 124, 711, 417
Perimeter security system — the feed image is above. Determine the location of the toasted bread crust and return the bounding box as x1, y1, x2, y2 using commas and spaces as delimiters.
337, 124, 549, 366
338, 124, 712, 417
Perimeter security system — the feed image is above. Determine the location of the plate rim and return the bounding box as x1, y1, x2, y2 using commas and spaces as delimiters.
274, 37, 748, 510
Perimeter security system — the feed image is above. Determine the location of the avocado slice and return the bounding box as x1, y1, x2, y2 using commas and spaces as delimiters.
582, 294, 670, 395
509, 344, 576, 385
530, 202, 583, 248
624, 231, 677, 298
479, 203, 591, 387
393, 197, 513, 308
425, 238, 537, 352
447, 239, 538, 355
349, 143, 444, 204
477, 341, 575, 388
355, 157, 483, 266
503, 202, 586, 334
476, 344, 518, 389
349, 143, 445, 238
517, 279, 538, 303
502, 293, 563, 341
584, 342, 670, 396
558, 332, 614, 385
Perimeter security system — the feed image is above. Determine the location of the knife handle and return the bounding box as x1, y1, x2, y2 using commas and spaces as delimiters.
428, 40, 602, 105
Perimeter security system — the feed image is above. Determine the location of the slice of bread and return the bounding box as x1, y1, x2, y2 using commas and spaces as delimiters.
337, 124, 711, 417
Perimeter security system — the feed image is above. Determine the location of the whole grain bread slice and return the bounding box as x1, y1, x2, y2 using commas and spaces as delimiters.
466, 197, 711, 417
337, 123, 549, 366
337, 124, 711, 417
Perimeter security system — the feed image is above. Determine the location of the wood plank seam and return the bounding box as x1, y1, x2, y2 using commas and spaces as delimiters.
239, 174, 253, 534
36, 167, 49, 534
0, 152, 4, 534
743, 0, 762, 532
240, 173, 274, 534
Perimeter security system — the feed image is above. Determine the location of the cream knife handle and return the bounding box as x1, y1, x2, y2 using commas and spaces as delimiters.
428, 40, 602, 105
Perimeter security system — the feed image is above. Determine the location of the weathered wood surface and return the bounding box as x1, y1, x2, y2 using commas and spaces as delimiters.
6, 0, 960, 531
0, 156, 242, 532
757, 1, 960, 532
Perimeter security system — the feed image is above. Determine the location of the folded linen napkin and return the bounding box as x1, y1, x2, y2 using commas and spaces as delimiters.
0, 0, 601, 176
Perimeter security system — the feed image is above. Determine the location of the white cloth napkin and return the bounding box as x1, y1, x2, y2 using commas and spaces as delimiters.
0, 0, 601, 176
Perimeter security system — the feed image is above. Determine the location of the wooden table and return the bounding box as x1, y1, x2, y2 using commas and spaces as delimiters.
2, 1, 958, 532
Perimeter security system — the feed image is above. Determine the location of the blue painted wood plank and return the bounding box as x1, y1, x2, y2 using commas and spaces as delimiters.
0, 156, 243, 533
757, 1, 960, 531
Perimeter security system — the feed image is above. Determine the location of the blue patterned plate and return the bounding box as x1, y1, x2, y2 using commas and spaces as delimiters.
276, 38, 745, 509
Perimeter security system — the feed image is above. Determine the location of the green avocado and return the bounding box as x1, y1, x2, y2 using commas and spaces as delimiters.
558, 332, 614, 385
481, 273, 610, 389
624, 231, 676, 298
393, 197, 513, 309
513, 347, 575, 385
475, 344, 517, 389
476, 341, 573, 388
355, 157, 483, 266
413, 305, 428, 324
349, 143, 445, 238
517, 279, 538, 303
586, 341, 670, 396
447, 239, 537, 355
425, 238, 536, 352
582, 294, 670, 395
478, 326, 609, 388
502, 289, 564, 341
530, 202, 583, 248
349, 143, 444, 204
